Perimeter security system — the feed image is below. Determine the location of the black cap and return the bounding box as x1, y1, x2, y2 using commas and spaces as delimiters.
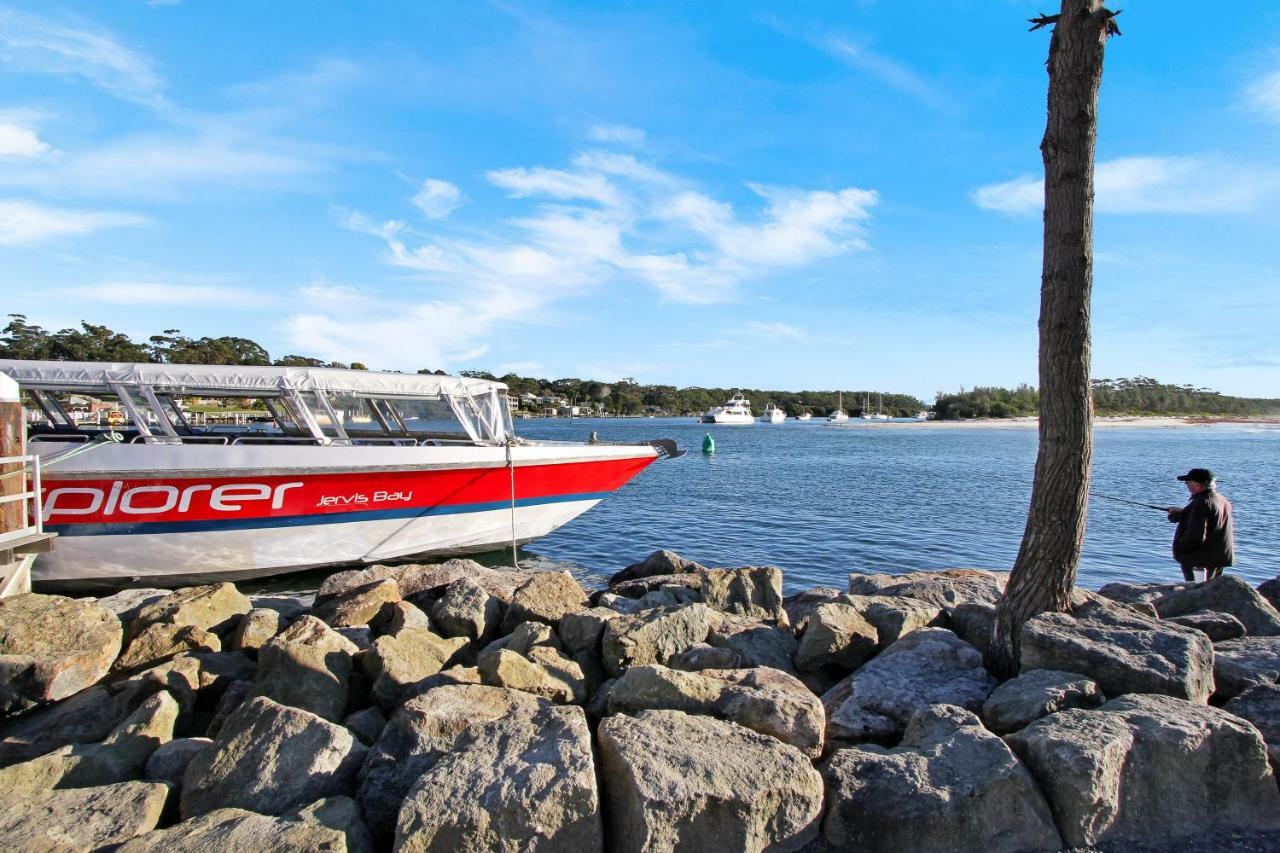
1177, 468, 1214, 484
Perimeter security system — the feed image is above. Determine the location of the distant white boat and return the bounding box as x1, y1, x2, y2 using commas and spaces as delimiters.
760, 403, 786, 423
795, 412, 812, 421
828, 391, 849, 422
700, 392, 754, 425
861, 393, 889, 421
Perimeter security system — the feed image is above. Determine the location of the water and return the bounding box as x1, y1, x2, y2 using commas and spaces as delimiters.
510, 417, 1280, 594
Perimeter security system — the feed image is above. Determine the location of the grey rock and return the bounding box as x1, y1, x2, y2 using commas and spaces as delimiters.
558, 606, 620, 657
504, 620, 563, 655
1154, 575, 1280, 636
601, 604, 712, 677
116, 623, 221, 673
252, 615, 357, 722
1214, 636, 1280, 699
0, 780, 170, 850
706, 612, 799, 675
313, 578, 402, 628
1020, 599, 1214, 702
363, 628, 467, 709
795, 603, 878, 673
1166, 609, 1247, 641
1007, 692, 1280, 847
206, 679, 253, 739
93, 588, 169, 625
229, 608, 281, 655
1224, 683, 1280, 771
598, 710, 822, 853
289, 795, 373, 853
358, 684, 549, 843
981, 668, 1105, 735
323, 559, 529, 605
119, 807, 344, 851
634, 588, 680, 609
429, 578, 501, 641
700, 566, 785, 622
782, 587, 844, 633
477, 646, 586, 704
181, 696, 366, 818
949, 601, 995, 656
609, 664, 825, 756
145, 737, 212, 788
500, 570, 588, 633
371, 600, 433, 637
1258, 577, 1280, 612
335, 626, 372, 650
822, 628, 997, 747
395, 705, 601, 852
246, 593, 312, 621
595, 592, 643, 612
848, 569, 1007, 610
0, 593, 122, 713
824, 705, 1062, 853
342, 706, 387, 746
668, 642, 746, 671
1096, 580, 1188, 608
130, 583, 251, 638
609, 572, 702, 601
608, 549, 706, 587
861, 598, 947, 647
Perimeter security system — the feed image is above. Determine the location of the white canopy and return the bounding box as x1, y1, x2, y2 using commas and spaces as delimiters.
0, 360, 505, 398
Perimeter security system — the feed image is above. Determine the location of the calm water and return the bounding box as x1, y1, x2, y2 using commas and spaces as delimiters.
510, 418, 1280, 594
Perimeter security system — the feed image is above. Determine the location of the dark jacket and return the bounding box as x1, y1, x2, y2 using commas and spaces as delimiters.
1167, 489, 1234, 569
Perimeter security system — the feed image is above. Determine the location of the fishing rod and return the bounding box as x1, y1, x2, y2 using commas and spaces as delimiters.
1090, 491, 1168, 512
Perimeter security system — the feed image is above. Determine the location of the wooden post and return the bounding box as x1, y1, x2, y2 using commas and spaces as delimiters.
0, 397, 23, 537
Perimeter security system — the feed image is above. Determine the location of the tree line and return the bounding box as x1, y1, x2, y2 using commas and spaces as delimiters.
933, 377, 1279, 419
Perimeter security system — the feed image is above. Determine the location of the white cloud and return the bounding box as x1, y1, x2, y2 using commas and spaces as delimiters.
0, 198, 146, 244
411, 179, 462, 219
487, 166, 620, 206
52, 282, 269, 307
748, 321, 804, 339
0, 122, 51, 158
1246, 70, 1280, 122
972, 156, 1280, 215
588, 124, 646, 146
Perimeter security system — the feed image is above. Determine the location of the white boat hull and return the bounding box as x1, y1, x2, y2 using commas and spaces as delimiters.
700, 413, 754, 425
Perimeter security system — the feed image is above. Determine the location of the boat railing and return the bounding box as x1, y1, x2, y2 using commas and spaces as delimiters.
0, 452, 45, 549
29, 433, 91, 444
128, 434, 233, 446
230, 436, 324, 446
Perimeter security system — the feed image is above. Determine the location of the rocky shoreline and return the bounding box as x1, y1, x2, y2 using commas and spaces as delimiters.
1, 554, 1279, 851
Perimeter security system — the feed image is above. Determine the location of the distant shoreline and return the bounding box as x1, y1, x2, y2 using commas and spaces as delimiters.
911, 415, 1280, 429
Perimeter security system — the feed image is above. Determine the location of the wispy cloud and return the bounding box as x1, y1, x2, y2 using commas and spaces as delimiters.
411, 179, 462, 219
0, 198, 146, 244
747, 321, 804, 339
1246, 70, 1280, 123
52, 281, 269, 306
0, 122, 52, 158
972, 156, 1280, 215
588, 124, 646, 146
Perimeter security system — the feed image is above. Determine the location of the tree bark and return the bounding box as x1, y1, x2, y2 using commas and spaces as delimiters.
988, 0, 1115, 677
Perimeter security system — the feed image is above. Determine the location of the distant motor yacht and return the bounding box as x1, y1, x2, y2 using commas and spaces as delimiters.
795, 412, 812, 421
760, 403, 786, 423
700, 392, 754, 425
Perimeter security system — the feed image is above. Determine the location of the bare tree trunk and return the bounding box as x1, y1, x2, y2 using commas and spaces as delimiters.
988, 0, 1118, 677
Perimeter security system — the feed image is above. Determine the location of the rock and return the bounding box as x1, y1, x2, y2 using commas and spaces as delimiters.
601, 604, 712, 678
822, 628, 996, 747
609, 664, 825, 756
824, 705, 1062, 852
289, 795, 373, 853
503, 620, 563, 655
323, 559, 529, 605
500, 571, 588, 633
667, 642, 746, 671
860, 598, 946, 647
342, 706, 387, 745
0, 656, 198, 766
131, 583, 252, 638
335, 626, 372, 650
558, 607, 620, 657
145, 737, 212, 788
181, 696, 366, 818
94, 588, 170, 625
609, 573, 703, 601
313, 578, 402, 628
0, 781, 171, 850
229, 608, 282, 655
609, 549, 706, 587
1214, 636, 1280, 699
1258, 578, 1280, 612
395, 704, 601, 852
0, 593, 122, 713
1019, 599, 1214, 703
633, 588, 680, 609
596, 592, 643, 612
206, 679, 253, 739
478, 647, 586, 704
980, 669, 1104, 735
1224, 683, 1280, 771
795, 603, 878, 673
0, 690, 178, 793
782, 587, 844, 633
598, 710, 822, 853
699, 566, 785, 622
848, 569, 1006, 610
247, 594, 312, 621
428, 578, 500, 641
252, 616, 357, 722
1007, 692, 1280, 847
358, 684, 549, 842
116, 623, 221, 673
185, 650, 256, 699
1166, 609, 1247, 641
1154, 575, 1280, 637
949, 602, 995, 656
706, 612, 799, 674
1096, 580, 1188, 608
371, 600, 432, 637
119, 807, 345, 851
363, 628, 467, 709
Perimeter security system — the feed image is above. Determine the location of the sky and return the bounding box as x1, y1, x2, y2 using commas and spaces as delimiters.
1, 1, 1278, 402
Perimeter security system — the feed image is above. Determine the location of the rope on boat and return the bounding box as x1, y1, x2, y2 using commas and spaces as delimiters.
505, 439, 520, 570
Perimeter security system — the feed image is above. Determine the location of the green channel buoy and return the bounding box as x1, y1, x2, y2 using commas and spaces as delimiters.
702, 432, 715, 454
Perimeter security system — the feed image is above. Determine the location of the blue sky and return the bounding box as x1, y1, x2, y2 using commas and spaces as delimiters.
2, 1, 1278, 401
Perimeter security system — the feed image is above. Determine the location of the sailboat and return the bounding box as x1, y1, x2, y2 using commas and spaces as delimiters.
827, 392, 849, 422
861, 393, 889, 421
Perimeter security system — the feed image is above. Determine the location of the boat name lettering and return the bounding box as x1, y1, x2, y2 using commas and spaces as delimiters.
315, 490, 413, 508
42, 481, 303, 521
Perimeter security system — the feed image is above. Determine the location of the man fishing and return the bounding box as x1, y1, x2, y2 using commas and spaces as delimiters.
1165, 468, 1234, 583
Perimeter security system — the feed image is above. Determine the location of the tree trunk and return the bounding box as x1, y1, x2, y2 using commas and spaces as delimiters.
988, 0, 1115, 677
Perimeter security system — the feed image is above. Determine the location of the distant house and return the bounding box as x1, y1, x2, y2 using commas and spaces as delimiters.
557, 405, 581, 417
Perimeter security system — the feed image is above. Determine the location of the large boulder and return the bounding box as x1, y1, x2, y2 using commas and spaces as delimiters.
1165, 610, 1246, 642
252, 616, 358, 722
598, 710, 823, 853
1095, 580, 1187, 609
119, 807, 345, 851
363, 628, 466, 709
608, 549, 706, 587
706, 612, 799, 674
848, 569, 1006, 610
668, 642, 746, 671
322, 560, 529, 606
1224, 683, 1280, 771
229, 608, 282, 655
181, 696, 366, 818
395, 705, 602, 852
0, 780, 170, 850
130, 583, 251, 638
949, 601, 995, 656
115, 623, 221, 673
782, 587, 845, 633
477, 647, 586, 704
145, 737, 212, 788
1153, 575, 1280, 637
500, 571, 588, 633
608, 573, 702, 601
94, 588, 170, 625
1007, 693, 1280, 847
289, 796, 374, 853
794, 603, 878, 673
558, 607, 621, 657
313, 578, 402, 628
0, 593, 122, 713
859, 597, 946, 647
1258, 578, 1280, 612
699, 567, 785, 622
980, 669, 1104, 735
1019, 600, 1214, 702
608, 664, 824, 756
1213, 636, 1280, 700
429, 577, 501, 641
358, 684, 549, 842
824, 705, 1062, 852
601, 604, 712, 677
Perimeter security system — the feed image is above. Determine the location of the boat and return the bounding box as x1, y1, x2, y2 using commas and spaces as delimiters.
860, 394, 889, 421
794, 412, 812, 421
760, 403, 786, 423
699, 392, 754, 425
2, 360, 681, 589
827, 391, 849, 422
